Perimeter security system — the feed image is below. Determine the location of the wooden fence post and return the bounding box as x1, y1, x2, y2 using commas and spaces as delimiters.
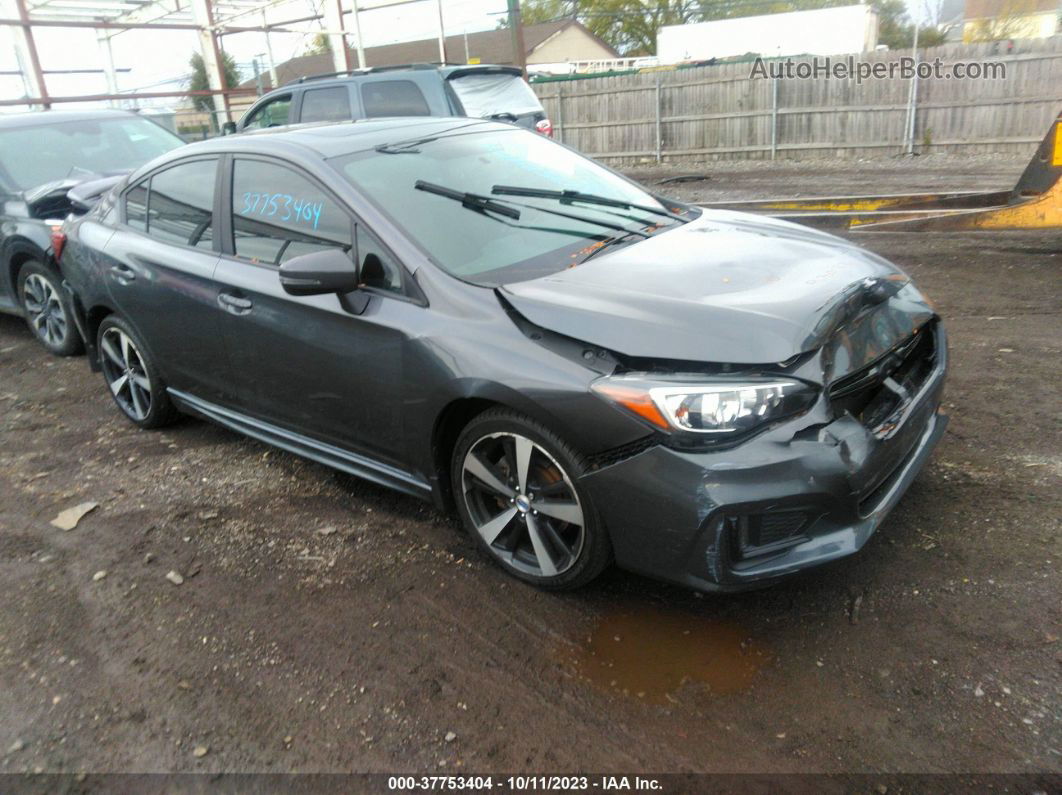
557, 84, 565, 144
655, 74, 663, 162
771, 76, 779, 160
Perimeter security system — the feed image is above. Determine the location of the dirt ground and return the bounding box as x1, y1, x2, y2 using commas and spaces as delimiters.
0, 155, 1059, 776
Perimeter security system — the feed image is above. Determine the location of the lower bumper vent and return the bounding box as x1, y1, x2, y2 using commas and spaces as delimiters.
728, 510, 810, 561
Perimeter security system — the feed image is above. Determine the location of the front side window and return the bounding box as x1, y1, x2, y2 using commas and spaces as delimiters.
361, 80, 430, 117
142, 158, 217, 248
125, 181, 149, 232
356, 225, 402, 293
230, 158, 352, 266
243, 95, 293, 130
301, 86, 351, 124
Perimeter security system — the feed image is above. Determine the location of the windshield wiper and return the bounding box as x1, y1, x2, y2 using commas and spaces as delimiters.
375, 136, 438, 155
578, 230, 646, 264
414, 180, 521, 219
491, 185, 688, 223
414, 181, 653, 240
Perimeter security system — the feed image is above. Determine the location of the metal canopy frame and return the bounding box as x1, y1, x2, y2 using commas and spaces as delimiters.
0, 0, 447, 121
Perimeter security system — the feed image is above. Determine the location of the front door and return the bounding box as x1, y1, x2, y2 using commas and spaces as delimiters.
212, 156, 413, 469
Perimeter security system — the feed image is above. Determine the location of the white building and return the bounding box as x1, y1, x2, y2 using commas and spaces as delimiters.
657, 5, 880, 62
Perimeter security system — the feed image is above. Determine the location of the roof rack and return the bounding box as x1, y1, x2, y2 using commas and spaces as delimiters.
285, 62, 466, 86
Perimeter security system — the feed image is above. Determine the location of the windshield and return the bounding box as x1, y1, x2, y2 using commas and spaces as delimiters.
449, 73, 543, 118
331, 127, 681, 285
0, 116, 184, 192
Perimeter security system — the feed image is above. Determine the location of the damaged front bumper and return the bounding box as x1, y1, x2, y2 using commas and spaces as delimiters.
580, 324, 948, 592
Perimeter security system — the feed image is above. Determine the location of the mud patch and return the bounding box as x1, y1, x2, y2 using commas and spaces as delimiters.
566, 608, 769, 704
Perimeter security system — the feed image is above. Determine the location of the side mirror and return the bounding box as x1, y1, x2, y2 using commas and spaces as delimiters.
279, 248, 358, 296
221, 121, 237, 136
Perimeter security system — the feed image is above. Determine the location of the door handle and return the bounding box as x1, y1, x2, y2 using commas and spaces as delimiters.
108, 264, 136, 284
218, 292, 253, 315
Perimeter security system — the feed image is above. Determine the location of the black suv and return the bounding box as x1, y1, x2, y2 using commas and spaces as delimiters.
230, 63, 552, 137
0, 109, 184, 354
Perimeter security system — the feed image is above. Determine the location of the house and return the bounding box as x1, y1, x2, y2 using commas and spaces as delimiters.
963, 0, 1061, 41
239, 19, 616, 97
176, 19, 615, 127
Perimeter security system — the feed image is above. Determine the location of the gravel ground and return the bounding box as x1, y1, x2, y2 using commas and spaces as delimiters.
0, 155, 1059, 776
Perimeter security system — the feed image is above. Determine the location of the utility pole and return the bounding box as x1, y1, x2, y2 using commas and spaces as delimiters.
261, 9, 278, 89
436, 0, 447, 64
351, 0, 366, 68
506, 0, 527, 76
904, 21, 920, 155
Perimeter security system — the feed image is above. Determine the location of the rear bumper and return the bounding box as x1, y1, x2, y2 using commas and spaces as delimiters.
581, 326, 948, 592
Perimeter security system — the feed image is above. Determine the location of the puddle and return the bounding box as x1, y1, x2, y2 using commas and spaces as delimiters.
567, 608, 769, 704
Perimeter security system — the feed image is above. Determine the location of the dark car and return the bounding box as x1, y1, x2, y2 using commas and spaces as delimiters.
0, 109, 185, 355
231, 64, 552, 137
58, 118, 947, 593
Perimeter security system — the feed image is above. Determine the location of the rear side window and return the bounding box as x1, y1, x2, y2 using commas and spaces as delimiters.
301, 86, 351, 123
144, 159, 217, 249
361, 80, 430, 117
230, 158, 352, 266
243, 94, 292, 129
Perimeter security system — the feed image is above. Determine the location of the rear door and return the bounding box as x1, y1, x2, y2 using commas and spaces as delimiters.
212, 155, 414, 467
102, 156, 230, 399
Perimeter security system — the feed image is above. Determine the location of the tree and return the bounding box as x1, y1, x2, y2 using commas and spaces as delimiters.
187, 51, 241, 113
515, 0, 702, 56
870, 0, 947, 48
964, 0, 1040, 41
514, 0, 944, 56
303, 33, 332, 56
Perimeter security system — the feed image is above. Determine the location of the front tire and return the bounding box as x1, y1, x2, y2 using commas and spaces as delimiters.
96, 316, 178, 429
451, 408, 611, 590
17, 261, 83, 356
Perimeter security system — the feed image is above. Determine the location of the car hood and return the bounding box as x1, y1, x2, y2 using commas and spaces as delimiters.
500, 210, 935, 368
22, 170, 131, 217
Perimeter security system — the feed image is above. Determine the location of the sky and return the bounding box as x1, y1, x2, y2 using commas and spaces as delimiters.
1, 0, 940, 111
0, 0, 507, 109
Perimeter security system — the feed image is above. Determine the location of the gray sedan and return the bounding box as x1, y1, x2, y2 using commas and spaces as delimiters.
57, 118, 947, 592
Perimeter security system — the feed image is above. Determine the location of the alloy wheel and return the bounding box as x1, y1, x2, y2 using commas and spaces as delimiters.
100, 327, 153, 421
461, 432, 585, 578
22, 273, 68, 347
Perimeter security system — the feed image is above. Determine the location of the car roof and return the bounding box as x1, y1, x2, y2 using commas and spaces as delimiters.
280, 62, 521, 88
0, 108, 146, 130
177, 117, 512, 161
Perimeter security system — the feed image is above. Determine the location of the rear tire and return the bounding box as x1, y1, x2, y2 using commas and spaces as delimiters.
96, 315, 178, 429
451, 408, 611, 590
17, 260, 83, 356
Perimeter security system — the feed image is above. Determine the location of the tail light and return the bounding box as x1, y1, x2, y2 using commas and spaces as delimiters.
535, 118, 553, 138
50, 227, 67, 262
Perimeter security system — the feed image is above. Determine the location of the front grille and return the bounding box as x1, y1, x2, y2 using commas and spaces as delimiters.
829, 323, 937, 431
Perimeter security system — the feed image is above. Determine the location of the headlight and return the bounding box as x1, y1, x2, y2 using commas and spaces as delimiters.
592, 376, 817, 435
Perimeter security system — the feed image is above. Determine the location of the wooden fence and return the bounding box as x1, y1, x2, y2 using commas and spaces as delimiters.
531, 36, 1062, 163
